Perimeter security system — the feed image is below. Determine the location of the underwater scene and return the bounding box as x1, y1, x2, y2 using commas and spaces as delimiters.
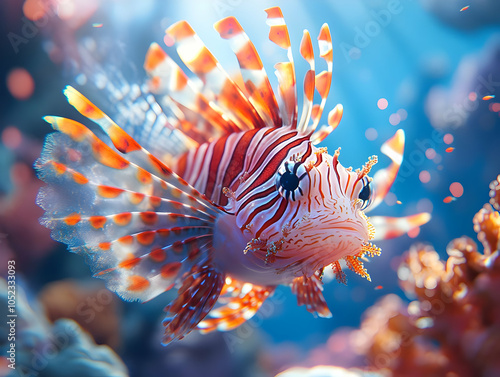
1, 0, 500, 376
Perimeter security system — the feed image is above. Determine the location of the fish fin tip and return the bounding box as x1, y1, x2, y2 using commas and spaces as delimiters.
162, 264, 225, 344
291, 274, 332, 318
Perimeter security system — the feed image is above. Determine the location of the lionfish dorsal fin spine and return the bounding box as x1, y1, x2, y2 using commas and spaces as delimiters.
310, 104, 343, 145
166, 20, 266, 131
265, 6, 298, 128
309, 24, 334, 131
144, 42, 239, 144
214, 16, 282, 129
297, 29, 315, 133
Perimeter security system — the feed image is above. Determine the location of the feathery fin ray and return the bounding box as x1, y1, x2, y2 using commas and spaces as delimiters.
36, 88, 225, 345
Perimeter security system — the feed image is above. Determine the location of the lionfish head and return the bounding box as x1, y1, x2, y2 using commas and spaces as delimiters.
277, 147, 379, 277
231, 135, 381, 280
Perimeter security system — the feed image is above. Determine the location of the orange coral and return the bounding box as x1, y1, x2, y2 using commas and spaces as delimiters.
362, 177, 500, 377
473, 204, 500, 255
288, 176, 500, 377
38, 280, 122, 349
489, 175, 500, 211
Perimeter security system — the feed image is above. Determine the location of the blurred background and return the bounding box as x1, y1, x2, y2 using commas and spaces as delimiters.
1, 0, 499, 376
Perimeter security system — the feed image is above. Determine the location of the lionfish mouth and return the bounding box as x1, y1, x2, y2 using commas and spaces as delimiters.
323, 208, 381, 284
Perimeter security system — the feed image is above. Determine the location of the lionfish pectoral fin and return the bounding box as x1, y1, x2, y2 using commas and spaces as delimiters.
291, 274, 332, 318
36, 90, 224, 316
197, 277, 275, 333
162, 263, 225, 345
370, 213, 432, 240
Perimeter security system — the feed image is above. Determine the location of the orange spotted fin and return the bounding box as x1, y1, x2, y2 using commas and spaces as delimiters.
198, 277, 275, 333
36, 89, 226, 344
162, 264, 224, 344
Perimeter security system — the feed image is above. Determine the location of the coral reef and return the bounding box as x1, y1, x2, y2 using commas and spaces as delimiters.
276, 365, 383, 377
38, 280, 122, 350
490, 175, 500, 211
278, 175, 500, 377
0, 131, 55, 274
360, 199, 500, 376
0, 278, 128, 377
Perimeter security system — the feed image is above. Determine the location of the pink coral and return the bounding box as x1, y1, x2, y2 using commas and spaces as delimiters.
363, 178, 500, 376
473, 204, 500, 255
38, 280, 122, 350
280, 176, 500, 377
489, 175, 500, 211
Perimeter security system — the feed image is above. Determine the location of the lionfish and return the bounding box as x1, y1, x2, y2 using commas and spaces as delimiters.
36, 7, 430, 345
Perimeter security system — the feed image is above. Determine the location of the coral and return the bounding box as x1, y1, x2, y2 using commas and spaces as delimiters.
38, 280, 122, 350
0, 131, 56, 274
276, 365, 383, 377
361, 177, 500, 377
473, 205, 500, 255
0, 278, 128, 377
279, 176, 500, 377
490, 175, 500, 211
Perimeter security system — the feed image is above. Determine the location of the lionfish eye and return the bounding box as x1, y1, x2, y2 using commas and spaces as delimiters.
358, 177, 372, 210
276, 161, 308, 201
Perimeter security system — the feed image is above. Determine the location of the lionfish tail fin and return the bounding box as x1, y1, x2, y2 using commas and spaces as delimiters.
36, 89, 223, 321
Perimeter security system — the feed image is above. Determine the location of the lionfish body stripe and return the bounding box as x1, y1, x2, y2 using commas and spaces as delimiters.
36, 7, 431, 345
